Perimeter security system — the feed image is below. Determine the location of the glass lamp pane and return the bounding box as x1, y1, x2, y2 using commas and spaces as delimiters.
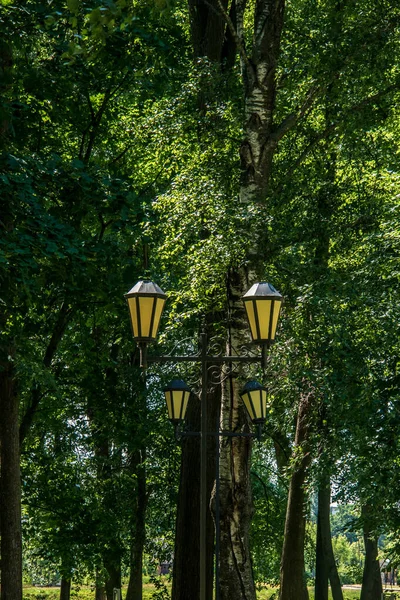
270, 300, 282, 340
256, 299, 272, 340
138, 296, 155, 338
173, 390, 184, 421
127, 297, 139, 338
242, 392, 256, 421
181, 390, 190, 420
244, 300, 257, 341
165, 390, 173, 420
254, 388, 267, 420
251, 390, 262, 420
151, 297, 166, 339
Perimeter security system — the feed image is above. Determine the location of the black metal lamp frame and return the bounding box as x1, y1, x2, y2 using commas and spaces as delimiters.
145, 330, 267, 600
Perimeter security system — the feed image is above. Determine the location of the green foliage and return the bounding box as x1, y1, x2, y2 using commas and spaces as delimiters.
148, 574, 171, 600
1, 0, 188, 587
331, 505, 360, 543
23, 590, 60, 600
332, 536, 364, 585
2, 0, 400, 589
250, 444, 287, 585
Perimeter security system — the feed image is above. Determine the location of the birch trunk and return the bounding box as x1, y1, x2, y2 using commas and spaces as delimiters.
239, 0, 286, 206
218, 366, 256, 600
184, 0, 321, 597
214, 268, 256, 600
215, 1, 286, 593
216, 0, 286, 582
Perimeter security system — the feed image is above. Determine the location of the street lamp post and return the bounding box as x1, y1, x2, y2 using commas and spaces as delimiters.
125, 280, 283, 600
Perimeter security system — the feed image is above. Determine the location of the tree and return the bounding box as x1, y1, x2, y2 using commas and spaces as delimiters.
2, 0, 400, 598
0, 0, 187, 595
0, 34, 22, 600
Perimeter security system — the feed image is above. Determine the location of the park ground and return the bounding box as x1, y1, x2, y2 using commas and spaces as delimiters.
22, 585, 384, 600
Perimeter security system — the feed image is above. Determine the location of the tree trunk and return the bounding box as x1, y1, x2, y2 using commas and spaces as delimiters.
188, 0, 229, 63
60, 578, 72, 600
0, 38, 22, 600
360, 506, 382, 600
87, 339, 123, 600
90, 439, 122, 600
215, 268, 258, 600
315, 486, 329, 600
126, 449, 148, 600
238, 0, 286, 206
0, 358, 23, 600
273, 431, 291, 473
95, 582, 106, 600
223, 1, 286, 587
104, 560, 121, 600
329, 555, 344, 600
172, 371, 219, 600
218, 370, 256, 600
172, 1, 232, 593
279, 391, 313, 600
315, 479, 343, 600
185, 0, 287, 596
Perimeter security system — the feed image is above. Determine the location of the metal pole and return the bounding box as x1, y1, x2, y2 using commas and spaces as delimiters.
200, 331, 208, 600
215, 409, 221, 600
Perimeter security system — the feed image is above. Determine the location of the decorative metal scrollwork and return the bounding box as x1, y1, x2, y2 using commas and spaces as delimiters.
157, 336, 200, 359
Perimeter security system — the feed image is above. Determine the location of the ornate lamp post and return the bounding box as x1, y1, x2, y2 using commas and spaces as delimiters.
125, 279, 282, 600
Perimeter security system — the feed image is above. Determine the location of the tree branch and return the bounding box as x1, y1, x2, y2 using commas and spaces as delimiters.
98, 214, 114, 242
83, 87, 112, 163
273, 83, 322, 142
19, 300, 74, 445
212, 0, 253, 73
279, 80, 400, 187
109, 142, 135, 165
85, 89, 96, 123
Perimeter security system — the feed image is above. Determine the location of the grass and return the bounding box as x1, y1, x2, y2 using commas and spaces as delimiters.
23, 584, 362, 600
256, 590, 361, 600
255, 588, 361, 600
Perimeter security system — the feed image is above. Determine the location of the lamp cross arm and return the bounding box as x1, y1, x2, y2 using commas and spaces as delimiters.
146, 354, 263, 364
175, 426, 263, 442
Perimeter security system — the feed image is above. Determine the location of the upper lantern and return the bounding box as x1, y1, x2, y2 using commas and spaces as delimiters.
242, 282, 282, 345
125, 280, 167, 342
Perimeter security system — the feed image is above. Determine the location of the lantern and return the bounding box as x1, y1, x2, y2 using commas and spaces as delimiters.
125, 280, 167, 342
164, 379, 191, 424
242, 282, 282, 345
240, 381, 268, 424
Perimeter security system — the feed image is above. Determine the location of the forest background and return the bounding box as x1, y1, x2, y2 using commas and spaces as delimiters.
0, 1, 399, 600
